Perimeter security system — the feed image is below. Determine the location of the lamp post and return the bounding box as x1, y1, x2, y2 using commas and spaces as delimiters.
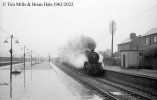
4, 35, 19, 74
24, 46, 26, 71
31, 50, 32, 66
4, 35, 19, 98
49, 53, 51, 62
21, 46, 29, 87
21, 46, 29, 71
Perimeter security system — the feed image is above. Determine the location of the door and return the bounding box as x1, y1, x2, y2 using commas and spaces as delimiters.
123, 55, 126, 68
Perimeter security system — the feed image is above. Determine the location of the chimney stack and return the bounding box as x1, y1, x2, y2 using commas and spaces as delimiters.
130, 33, 136, 39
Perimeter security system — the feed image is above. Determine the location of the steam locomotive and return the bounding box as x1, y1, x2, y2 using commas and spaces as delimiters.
83, 49, 104, 76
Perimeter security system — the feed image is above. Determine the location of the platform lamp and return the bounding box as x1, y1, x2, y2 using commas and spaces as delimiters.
21, 46, 29, 71
4, 35, 19, 91
4, 35, 19, 73
30, 50, 32, 66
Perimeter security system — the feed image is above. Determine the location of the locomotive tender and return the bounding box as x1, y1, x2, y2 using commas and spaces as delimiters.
83, 49, 104, 76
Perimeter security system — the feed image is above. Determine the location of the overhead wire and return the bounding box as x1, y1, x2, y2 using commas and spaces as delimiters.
122, 4, 157, 26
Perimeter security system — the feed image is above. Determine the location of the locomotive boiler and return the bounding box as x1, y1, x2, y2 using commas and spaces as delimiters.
83, 49, 103, 76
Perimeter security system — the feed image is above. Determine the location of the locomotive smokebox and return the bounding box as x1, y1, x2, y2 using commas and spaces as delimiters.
83, 50, 103, 76
88, 50, 99, 64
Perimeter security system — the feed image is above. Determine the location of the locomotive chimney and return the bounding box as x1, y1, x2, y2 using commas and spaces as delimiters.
91, 49, 94, 52
85, 50, 90, 56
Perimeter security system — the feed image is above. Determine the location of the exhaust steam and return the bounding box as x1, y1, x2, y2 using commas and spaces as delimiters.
57, 35, 96, 68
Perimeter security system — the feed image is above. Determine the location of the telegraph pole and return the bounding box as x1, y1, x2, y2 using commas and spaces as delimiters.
110, 20, 116, 65
110, 20, 116, 64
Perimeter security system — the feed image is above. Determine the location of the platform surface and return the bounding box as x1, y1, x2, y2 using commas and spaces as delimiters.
0, 62, 103, 100
103, 65, 157, 79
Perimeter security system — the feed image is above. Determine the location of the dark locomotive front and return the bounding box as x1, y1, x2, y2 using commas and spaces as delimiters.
83, 50, 103, 76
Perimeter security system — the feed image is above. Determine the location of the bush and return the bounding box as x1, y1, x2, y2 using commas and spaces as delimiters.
140, 46, 157, 58
103, 57, 113, 65
103, 57, 121, 66
139, 46, 157, 69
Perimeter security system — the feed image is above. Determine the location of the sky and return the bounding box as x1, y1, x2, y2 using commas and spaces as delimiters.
0, 0, 157, 57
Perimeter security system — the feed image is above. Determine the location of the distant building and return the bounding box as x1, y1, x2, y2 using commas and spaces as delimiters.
140, 28, 157, 50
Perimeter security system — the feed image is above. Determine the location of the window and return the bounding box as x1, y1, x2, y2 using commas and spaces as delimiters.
119, 45, 122, 51
119, 46, 121, 51
122, 45, 124, 50
154, 35, 157, 43
126, 44, 129, 50
145, 37, 148, 44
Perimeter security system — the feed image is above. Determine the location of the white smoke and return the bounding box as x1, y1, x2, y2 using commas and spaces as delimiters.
57, 35, 96, 68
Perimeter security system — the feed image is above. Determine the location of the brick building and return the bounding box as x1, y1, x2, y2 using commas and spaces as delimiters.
118, 28, 157, 52
117, 28, 157, 69
139, 28, 157, 69
140, 28, 157, 50
118, 33, 141, 52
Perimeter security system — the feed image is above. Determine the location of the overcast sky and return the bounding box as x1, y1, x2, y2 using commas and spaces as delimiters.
0, 0, 157, 57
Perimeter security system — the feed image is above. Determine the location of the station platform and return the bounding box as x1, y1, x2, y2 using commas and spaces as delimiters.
0, 61, 21, 67
102, 65, 157, 90
0, 62, 103, 100
102, 65, 157, 79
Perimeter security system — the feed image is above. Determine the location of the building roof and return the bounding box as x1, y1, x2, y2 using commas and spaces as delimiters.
142, 28, 157, 37
119, 38, 131, 45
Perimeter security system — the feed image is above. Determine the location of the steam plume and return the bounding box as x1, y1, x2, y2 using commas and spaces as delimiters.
57, 35, 96, 68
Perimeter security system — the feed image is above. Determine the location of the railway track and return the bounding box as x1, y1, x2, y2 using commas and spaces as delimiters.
55, 62, 119, 100
96, 78, 157, 100
106, 78, 157, 95
54, 62, 157, 100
